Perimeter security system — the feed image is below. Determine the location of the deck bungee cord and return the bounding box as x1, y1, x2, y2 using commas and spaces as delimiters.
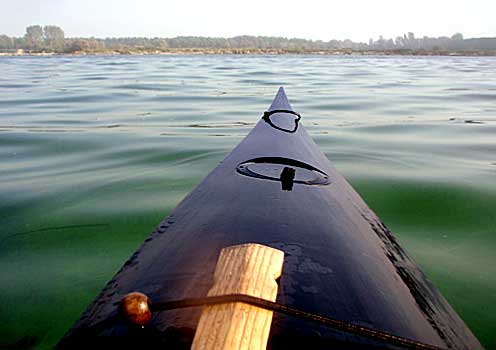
117, 292, 448, 350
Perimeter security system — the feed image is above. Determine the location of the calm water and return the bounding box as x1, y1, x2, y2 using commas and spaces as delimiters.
0, 55, 495, 349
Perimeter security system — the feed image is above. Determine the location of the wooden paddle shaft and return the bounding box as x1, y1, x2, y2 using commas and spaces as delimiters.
191, 243, 284, 350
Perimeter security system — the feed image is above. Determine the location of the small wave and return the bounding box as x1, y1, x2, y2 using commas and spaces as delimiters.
185, 121, 253, 128
459, 93, 496, 101
115, 83, 170, 91
81, 75, 109, 81
0, 83, 33, 88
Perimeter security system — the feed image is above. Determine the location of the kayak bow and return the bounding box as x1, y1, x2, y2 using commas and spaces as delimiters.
58, 87, 481, 350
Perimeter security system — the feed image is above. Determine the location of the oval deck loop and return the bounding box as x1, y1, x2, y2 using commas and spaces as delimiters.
262, 109, 301, 133
236, 157, 330, 187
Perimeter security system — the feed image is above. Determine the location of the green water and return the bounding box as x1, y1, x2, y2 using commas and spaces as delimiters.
0, 55, 495, 349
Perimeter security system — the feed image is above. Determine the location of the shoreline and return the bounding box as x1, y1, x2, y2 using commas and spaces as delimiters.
1, 49, 495, 57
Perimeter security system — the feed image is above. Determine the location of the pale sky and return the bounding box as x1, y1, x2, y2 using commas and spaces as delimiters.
1, 0, 495, 42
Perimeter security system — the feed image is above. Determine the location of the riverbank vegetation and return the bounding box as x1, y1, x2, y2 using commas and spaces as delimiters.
1, 25, 495, 56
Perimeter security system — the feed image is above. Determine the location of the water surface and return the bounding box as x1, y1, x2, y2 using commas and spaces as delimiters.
0, 55, 495, 349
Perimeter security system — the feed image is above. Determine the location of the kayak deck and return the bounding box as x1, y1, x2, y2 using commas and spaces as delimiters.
58, 87, 481, 349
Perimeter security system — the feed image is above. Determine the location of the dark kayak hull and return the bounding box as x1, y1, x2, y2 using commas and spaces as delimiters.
58, 88, 481, 349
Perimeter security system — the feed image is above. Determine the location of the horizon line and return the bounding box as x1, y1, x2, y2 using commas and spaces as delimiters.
2, 28, 495, 42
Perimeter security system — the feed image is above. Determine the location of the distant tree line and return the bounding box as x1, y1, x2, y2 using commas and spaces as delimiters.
1, 25, 495, 53
0, 25, 65, 52
369, 32, 467, 50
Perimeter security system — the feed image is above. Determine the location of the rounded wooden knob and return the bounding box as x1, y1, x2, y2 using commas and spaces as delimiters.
121, 292, 152, 326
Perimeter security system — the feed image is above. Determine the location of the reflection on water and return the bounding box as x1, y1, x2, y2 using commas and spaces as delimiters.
0, 55, 495, 349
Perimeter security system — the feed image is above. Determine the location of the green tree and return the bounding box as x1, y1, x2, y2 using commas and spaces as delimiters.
14, 37, 26, 49
65, 39, 89, 53
24, 25, 44, 51
451, 33, 464, 41
0, 35, 14, 50
43, 25, 65, 52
